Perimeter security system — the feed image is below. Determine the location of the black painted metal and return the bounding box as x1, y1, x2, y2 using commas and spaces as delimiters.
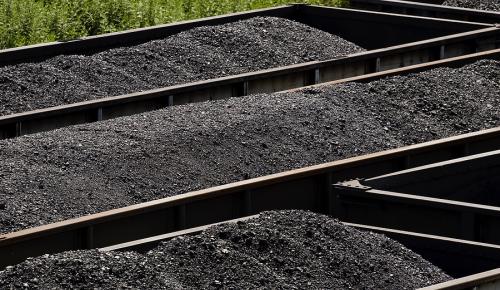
350, 0, 500, 24
365, 150, 500, 206
296, 5, 488, 50
334, 150, 500, 244
334, 184, 500, 242
348, 223, 500, 278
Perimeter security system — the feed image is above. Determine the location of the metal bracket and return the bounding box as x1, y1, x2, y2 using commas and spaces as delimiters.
314, 68, 320, 84
96, 107, 103, 121
15, 122, 22, 137
242, 81, 249, 96
334, 179, 372, 191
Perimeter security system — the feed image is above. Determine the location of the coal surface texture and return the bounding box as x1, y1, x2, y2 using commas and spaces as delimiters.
0, 60, 499, 234
443, 0, 500, 11
0, 17, 363, 116
0, 211, 451, 289
0, 250, 183, 289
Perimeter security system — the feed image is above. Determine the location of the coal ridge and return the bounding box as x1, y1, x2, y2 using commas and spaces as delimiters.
0, 210, 451, 289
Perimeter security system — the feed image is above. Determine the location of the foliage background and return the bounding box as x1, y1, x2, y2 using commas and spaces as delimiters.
0, 0, 348, 49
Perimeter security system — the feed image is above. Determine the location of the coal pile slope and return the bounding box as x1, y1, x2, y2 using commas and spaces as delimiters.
152, 210, 451, 289
0, 17, 363, 116
0, 60, 499, 235
442, 0, 500, 11
0, 250, 183, 289
0, 211, 451, 289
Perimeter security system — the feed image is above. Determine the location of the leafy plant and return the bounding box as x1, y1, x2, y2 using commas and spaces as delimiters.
0, 0, 347, 49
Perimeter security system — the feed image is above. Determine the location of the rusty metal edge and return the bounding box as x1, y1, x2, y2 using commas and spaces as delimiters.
99, 215, 260, 252
279, 47, 500, 92
100, 215, 500, 252
419, 268, 500, 290
100, 215, 500, 253
366, 149, 500, 181
346, 223, 500, 250
334, 179, 500, 216
364, 188, 500, 213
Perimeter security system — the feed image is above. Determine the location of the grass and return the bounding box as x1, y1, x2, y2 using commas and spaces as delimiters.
0, 0, 348, 50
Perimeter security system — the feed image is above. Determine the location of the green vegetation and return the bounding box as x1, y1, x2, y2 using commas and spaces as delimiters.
0, 0, 348, 49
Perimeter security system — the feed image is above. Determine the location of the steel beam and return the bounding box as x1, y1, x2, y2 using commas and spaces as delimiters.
351, 0, 500, 24
334, 179, 500, 244
420, 268, 500, 290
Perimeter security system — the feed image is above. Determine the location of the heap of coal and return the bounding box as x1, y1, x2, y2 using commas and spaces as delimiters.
0, 17, 363, 116
0, 211, 451, 289
0, 60, 499, 235
0, 250, 182, 289
443, 0, 500, 11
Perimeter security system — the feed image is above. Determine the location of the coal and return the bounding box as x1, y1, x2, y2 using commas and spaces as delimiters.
0, 17, 363, 116
442, 0, 500, 11
0, 250, 182, 289
0, 210, 451, 289
0, 59, 499, 235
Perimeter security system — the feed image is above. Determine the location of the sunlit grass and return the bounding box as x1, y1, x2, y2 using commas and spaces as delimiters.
0, 0, 348, 49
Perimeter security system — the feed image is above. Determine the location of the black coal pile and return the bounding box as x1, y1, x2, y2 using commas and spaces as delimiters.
0, 17, 363, 116
0, 250, 182, 289
0, 59, 499, 235
0, 211, 451, 289
442, 0, 500, 11
151, 210, 451, 289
